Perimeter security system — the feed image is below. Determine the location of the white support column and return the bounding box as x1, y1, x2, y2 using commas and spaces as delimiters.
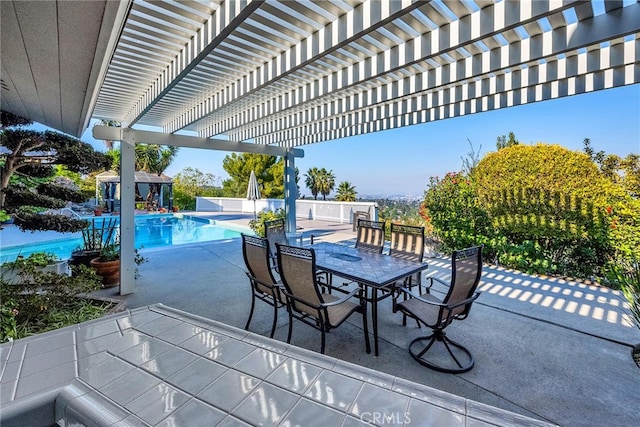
284, 149, 298, 233
119, 131, 136, 295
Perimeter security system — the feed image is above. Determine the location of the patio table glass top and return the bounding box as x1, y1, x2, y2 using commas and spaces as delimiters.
310, 242, 428, 289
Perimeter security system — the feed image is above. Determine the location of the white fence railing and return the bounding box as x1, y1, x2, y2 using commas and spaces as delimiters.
196, 197, 377, 224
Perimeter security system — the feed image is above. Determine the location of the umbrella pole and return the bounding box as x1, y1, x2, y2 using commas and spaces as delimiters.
253, 200, 256, 220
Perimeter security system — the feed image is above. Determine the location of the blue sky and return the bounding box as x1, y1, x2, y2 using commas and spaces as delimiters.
73, 84, 638, 197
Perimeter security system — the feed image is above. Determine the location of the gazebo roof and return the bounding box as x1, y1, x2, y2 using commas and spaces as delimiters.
96, 170, 173, 184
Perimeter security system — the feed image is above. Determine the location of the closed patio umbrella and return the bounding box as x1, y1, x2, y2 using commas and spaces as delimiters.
247, 170, 261, 219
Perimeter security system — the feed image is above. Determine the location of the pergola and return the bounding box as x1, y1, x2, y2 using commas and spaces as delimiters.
2, 0, 639, 294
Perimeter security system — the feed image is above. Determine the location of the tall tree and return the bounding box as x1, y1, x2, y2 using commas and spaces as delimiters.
317, 168, 335, 200
221, 153, 283, 198
304, 167, 321, 199
496, 132, 519, 150
335, 181, 357, 201
134, 144, 179, 174
0, 111, 110, 231
173, 167, 222, 210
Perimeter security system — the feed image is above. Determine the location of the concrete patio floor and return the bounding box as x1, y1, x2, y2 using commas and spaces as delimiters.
84, 212, 640, 426
3, 212, 639, 426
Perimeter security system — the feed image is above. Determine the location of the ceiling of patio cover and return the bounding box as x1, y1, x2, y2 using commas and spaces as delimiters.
2, 0, 639, 146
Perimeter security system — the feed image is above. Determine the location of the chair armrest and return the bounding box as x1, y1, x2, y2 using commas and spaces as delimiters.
446, 291, 481, 311
245, 272, 282, 290
280, 289, 324, 311
396, 286, 448, 307
425, 276, 448, 291
321, 288, 361, 307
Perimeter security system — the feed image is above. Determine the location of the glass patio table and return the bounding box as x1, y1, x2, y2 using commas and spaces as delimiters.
309, 242, 429, 356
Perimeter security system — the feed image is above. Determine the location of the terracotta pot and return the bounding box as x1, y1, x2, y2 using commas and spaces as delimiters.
94, 207, 103, 216
90, 257, 120, 287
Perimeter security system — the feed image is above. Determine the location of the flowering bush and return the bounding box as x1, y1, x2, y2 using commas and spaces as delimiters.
472, 144, 638, 278
422, 172, 493, 255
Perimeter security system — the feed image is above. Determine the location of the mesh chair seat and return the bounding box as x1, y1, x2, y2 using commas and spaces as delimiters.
394, 245, 483, 373
395, 293, 442, 326
277, 243, 370, 354
321, 294, 361, 326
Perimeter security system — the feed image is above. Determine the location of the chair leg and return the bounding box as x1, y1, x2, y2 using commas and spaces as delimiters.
244, 294, 256, 331
320, 328, 326, 354
269, 302, 278, 338
361, 303, 371, 354
408, 330, 474, 373
286, 311, 293, 344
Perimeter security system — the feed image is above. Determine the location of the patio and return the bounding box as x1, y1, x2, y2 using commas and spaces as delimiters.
3, 213, 636, 426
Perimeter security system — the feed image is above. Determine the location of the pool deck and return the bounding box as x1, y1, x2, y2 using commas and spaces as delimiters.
1, 212, 639, 426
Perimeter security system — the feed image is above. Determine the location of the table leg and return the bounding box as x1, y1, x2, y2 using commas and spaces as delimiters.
372, 288, 379, 356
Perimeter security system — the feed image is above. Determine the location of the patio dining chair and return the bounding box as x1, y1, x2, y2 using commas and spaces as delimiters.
266, 218, 331, 288
355, 219, 385, 254
393, 245, 483, 373
276, 243, 371, 355
389, 223, 426, 326
264, 219, 289, 270
352, 206, 372, 231
241, 234, 286, 338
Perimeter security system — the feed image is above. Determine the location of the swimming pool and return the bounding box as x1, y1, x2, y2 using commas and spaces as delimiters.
1, 214, 252, 263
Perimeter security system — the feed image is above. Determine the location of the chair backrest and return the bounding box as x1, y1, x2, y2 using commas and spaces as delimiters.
264, 218, 288, 257
276, 244, 323, 317
389, 223, 425, 262
242, 234, 277, 294
355, 219, 385, 254
441, 246, 483, 321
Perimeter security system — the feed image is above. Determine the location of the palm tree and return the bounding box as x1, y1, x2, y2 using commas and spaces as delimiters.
317, 168, 335, 200
134, 144, 179, 203
135, 144, 179, 174
305, 167, 321, 199
335, 181, 357, 201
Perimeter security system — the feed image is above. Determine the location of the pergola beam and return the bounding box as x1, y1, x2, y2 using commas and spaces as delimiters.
92, 126, 303, 158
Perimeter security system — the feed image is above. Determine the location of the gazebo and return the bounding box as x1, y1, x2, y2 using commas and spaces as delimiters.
95, 170, 174, 213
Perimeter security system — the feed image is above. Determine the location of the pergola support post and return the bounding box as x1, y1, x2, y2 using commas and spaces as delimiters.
119, 131, 136, 295
284, 149, 297, 233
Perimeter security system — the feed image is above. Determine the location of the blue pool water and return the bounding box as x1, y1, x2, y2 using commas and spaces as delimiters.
1, 214, 250, 263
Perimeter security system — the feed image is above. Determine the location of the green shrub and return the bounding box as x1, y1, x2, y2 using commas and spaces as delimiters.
249, 208, 285, 237
422, 172, 493, 256
472, 144, 637, 278
0, 258, 104, 342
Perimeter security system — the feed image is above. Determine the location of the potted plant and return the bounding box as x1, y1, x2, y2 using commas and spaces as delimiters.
69, 218, 118, 273
90, 243, 120, 287
90, 243, 147, 287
